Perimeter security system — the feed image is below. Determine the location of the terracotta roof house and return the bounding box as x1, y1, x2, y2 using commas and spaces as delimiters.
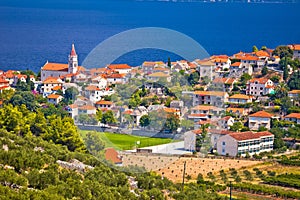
41, 77, 63, 94
246, 78, 274, 96
146, 72, 171, 82
249, 111, 273, 130
226, 107, 248, 117
47, 94, 63, 105
288, 44, 300, 59
107, 64, 131, 74
95, 100, 114, 109
217, 131, 274, 156
284, 113, 300, 124
193, 91, 229, 107
78, 105, 97, 115
228, 94, 252, 104
105, 73, 126, 84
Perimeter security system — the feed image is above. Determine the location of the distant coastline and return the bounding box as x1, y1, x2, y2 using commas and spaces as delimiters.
138, 0, 299, 3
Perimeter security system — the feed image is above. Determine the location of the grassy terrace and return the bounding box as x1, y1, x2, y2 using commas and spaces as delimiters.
80, 130, 174, 150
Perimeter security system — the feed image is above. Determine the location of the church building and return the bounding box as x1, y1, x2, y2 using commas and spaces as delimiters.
41, 44, 83, 81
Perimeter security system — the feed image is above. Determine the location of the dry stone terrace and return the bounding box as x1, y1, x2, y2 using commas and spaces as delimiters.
122, 153, 262, 182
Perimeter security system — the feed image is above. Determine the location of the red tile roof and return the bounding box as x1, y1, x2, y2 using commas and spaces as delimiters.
188, 113, 207, 118
148, 72, 170, 78
288, 90, 300, 94
209, 129, 232, 135
107, 64, 131, 70
43, 77, 62, 84
106, 73, 125, 79
105, 148, 122, 164
289, 44, 300, 51
47, 94, 62, 99
238, 55, 259, 61
254, 50, 270, 57
163, 107, 179, 113
191, 105, 217, 111
68, 104, 78, 109
52, 86, 62, 91
231, 62, 241, 67
284, 113, 300, 119
0, 78, 9, 84
85, 85, 100, 91
123, 110, 133, 115
143, 61, 164, 67
194, 91, 227, 97
249, 78, 270, 84
213, 77, 236, 85
42, 62, 69, 71
78, 105, 96, 110
95, 100, 113, 105
249, 111, 273, 118
229, 94, 251, 100
229, 131, 273, 141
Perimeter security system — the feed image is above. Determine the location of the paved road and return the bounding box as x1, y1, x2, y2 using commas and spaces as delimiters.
126, 141, 192, 155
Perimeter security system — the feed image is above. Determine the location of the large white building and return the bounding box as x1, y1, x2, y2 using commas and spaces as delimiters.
41, 44, 82, 81
216, 131, 274, 157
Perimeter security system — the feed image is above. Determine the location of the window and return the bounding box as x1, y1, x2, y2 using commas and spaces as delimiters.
222, 141, 226, 145
222, 148, 225, 153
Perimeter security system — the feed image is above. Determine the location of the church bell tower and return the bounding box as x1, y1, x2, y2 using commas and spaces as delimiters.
68, 44, 78, 74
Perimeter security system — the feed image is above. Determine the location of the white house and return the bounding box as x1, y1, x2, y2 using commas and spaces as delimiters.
66, 104, 79, 119
211, 55, 231, 70
246, 78, 274, 96
284, 113, 300, 124
217, 116, 234, 130
142, 61, 165, 75
217, 131, 274, 157
228, 94, 252, 104
172, 60, 190, 72
146, 72, 171, 82
107, 64, 132, 74
106, 73, 126, 84
288, 90, 300, 106
78, 105, 97, 115
47, 94, 63, 105
41, 77, 64, 96
95, 100, 114, 109
91, 75, 108, 89
289, 44, 300, 59
193, 91, 229, 107
195, 59, 216, 81
131, 106, 148, 126
248, 111, 273, 130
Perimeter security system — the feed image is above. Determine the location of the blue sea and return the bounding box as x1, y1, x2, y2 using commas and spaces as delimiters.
0, 0, 300, 72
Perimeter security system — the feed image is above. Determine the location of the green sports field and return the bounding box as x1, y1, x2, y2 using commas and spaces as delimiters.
80, 130, 174, 150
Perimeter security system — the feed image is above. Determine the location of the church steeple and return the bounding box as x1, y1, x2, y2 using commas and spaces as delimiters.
70, 43, 77, 56
68, 43, 78, 74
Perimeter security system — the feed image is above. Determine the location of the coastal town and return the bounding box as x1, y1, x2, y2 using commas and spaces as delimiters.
1, 43, 300, 199
1, 43, 300, 159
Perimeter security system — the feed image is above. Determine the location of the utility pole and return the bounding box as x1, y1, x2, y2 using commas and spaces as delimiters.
182, 161, 186, 191
229, 181, 232, 200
